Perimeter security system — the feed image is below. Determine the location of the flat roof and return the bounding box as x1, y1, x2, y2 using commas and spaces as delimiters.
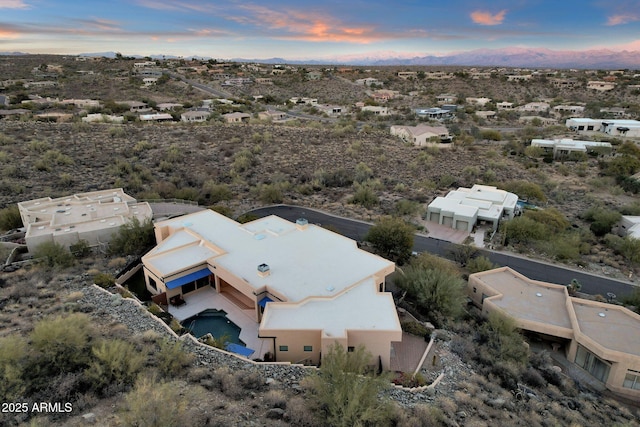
473, 268, 573, 330
572, 301, 640, 356
144, 210, 394, 303
260, 279, 401, 336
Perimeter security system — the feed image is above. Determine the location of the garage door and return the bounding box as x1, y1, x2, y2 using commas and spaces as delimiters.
442, 216, 453, 227
429, 212, 440, 222
456, 220, 469, 231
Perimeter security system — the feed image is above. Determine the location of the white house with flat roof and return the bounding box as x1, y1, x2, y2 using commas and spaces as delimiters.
531, 138, 612, 158
18, 188, 152, 253
141, 210, 401, 369
617, 216, 640, 239
469, 267, 640, 400
566, 118, 640, 137
426, 185, 518, 232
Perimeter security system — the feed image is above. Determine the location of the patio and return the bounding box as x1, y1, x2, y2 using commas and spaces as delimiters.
169, 286, 273, 360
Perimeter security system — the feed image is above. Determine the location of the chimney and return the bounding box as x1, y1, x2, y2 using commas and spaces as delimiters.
295, 218, 309, 230
257, 263, 270, 277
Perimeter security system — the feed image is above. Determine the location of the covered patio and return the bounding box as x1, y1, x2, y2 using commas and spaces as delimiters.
168, 286, 272, 360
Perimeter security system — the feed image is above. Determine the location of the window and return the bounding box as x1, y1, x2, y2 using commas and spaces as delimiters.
473, 287, 477, 293
279, 345, 288, 352
623, 370, 640, 390
575, 345, 611, 383
303, 346, 313, 352
347, 346, 355, 353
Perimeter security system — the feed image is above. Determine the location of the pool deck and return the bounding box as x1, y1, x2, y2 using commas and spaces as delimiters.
168, 287, 272, 359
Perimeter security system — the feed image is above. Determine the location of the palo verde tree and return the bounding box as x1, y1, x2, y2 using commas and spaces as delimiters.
365, 216, 414, 264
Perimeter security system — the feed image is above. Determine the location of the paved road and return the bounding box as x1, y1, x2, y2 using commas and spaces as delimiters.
167, 71, 233, 98
246, 205, 637, 298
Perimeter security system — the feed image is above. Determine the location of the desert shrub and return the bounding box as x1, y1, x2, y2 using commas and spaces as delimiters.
173, 186, 200, 201
303, 344, 393, 427
86, 339, 145, 391
350, 183, 379, 208
410, 252, 460, 276
28, 313, 94, 382
401, 320, 429, 338
108, 217, 155, 256
0, 335, 28, 400
70, 239, 91, 257
365, 216, 414, 263
466, 255, 497, 273
0, 205, 22, 231
259, 183, 284, 204
155, 339, 194, 378
354, 162, 374, 183
119, 375, 191, 427
621, 288, 640, 313
535, 233, 586, 261
395, 266, 466, 324
447, 244, 479, 266
264, 389, 288, 409
481, 129, 502, 141
502, 216, 547, 245
33, 241, 75, 268
394, 199, 420, 217
201, 180, 232, 204
502, 180, 547, 203
477, 311, 529, 367
94, 272, 115, 288
524, 208, 569, 233
583, 206, 622, 237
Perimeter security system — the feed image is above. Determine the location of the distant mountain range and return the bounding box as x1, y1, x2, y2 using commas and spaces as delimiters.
2, 47, 640, 69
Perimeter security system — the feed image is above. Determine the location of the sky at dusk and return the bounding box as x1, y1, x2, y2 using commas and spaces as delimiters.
2, 0, 640, 60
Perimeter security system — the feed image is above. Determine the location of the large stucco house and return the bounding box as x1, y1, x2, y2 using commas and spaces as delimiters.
426, 185, 518, 232
468, 267, 640, 400
141, 210, 402, 369
390, 124, 452, 147
18, 188, 152, 253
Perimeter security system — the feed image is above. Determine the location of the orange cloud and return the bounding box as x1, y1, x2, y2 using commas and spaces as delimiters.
0, 28, 20, 39
607, 14, 640, 25
470, 10, 507, 26
0, 0, 29, 9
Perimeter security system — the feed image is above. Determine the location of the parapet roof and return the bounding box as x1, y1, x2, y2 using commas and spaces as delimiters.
143, 210, 395, 303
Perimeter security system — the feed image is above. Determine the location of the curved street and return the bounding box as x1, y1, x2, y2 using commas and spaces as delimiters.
246, 204, 638, 299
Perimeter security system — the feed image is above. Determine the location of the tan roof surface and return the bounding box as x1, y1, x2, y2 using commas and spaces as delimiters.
572, 301, 640, 356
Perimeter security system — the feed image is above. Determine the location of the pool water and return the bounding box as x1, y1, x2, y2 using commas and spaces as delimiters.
182, 309, 244, 345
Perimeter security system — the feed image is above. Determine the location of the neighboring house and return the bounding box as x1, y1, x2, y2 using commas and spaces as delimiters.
18, 188, 152, 253
470, 72, 492, 79
157, 103, 184, 111
507, 74, 532, 81
468, 267, 640, 400
475, 111, 496, 119
355, 77, 381, 86
436, 94, 457, 104
123, 101, 151, 113
254, 78, 273, 85
222, 112, 251, 123
587, 81, 616, 91
82, 113, 125, 123
496, 102, 515, 110
530, 138, 612, 158
370, 90, 399, 103
35, 112, 73, 122
550, 78, 579, 89
316, 104, 344, 117
61, 99, 101, 108
414, 107, 452, 120
306, 71, 323, 80
600, 107, 627, 118
424, 71, 453, 79
140, 113, 174, 122
142, 77, 158, 87
181, 110, 209, 123
289, 97, 318, 106
361, 106, 388, 116
518, 102, 550, 113
617, 216, 640, 239
0, 108, 30, 118
390, 124, 452, 147
258, 110, 288, 121
567, 118, 640, 137
553, 105, 585, 116
134, 61, 157, 68
141, 210, 401, 369
426, 185, 518, 232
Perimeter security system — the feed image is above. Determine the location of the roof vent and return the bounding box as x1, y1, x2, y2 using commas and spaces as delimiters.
257, 263, 270, 277
598, 312, 606, 318
536, 292, 542, 297
296, 217, 309, 230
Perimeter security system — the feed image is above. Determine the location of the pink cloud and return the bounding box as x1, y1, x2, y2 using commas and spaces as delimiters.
470, 10, 507, 26
0, 0, 29, 9
607, 14, 640, 25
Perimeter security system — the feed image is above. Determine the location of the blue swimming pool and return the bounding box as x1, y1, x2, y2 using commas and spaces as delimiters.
182, 309, 244, 345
